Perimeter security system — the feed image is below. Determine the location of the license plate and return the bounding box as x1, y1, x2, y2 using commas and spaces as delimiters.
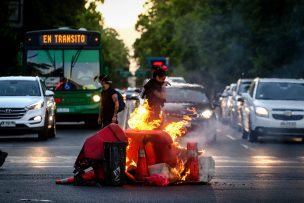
0, 121, 16, 127
57, 108, 70, 113
280, 121, 296, 128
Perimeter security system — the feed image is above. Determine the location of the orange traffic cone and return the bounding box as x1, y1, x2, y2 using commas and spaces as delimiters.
55, 176, 74, 184
145, 141, 157, 166
186, 142, 199, 181
135, 145, 149, 181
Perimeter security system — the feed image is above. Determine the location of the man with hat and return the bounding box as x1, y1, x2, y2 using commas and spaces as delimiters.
97, 75, 119, 128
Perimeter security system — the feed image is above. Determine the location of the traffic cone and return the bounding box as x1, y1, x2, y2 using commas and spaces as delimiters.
135, 145, 149, 181
145, 141, 157, 166
55, 176, 74, 184
186, 142, 199, 181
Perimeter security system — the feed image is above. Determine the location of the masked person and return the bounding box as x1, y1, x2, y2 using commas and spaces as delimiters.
0, 150, 8, 168
141, 68, 168, 120
97, 75, 119, 128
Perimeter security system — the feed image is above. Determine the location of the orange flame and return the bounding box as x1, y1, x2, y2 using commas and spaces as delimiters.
181, 169, 191, 181
164, 120, 189, 142
128, 100, 161, 130
126, 99, 200, 182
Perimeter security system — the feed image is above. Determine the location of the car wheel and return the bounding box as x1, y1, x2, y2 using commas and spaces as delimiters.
48, 115, 56, 138
248, 130, 258, 142
38, 113, 49, 140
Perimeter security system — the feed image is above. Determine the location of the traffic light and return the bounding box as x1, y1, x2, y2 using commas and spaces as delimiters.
145, 56, 169, 71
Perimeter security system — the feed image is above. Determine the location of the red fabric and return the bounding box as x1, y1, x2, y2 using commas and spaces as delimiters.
125, 129, 178, 168
80, 123, 127, 160
145, 174, 169, 186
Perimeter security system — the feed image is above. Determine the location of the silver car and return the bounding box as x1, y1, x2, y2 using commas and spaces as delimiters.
241, 78, 304, 142
0, 76, 56, 140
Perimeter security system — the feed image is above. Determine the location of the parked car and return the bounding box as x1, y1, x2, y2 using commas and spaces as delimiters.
219, 83, 236, 124
229, 78, 253, 130
0, 76, 56, 140
163, 83, 217, 142
125, 87, 140, 100
240, 78, 304, 142
166, 76, 186, 84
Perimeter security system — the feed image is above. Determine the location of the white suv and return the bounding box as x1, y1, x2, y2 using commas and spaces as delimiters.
241, 78, 304, 142
0, 76, 56, 140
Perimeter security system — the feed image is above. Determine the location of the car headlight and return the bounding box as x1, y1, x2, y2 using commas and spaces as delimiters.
92, 95, 101, 102
26, 100, 44, 110
201, 109, 213, 119
255, 106, 269, 117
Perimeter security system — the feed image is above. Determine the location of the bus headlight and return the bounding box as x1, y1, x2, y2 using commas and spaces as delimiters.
201, 109, 213, 119
255, 106, 269, 117
26, 100, 44, 110
92, 95, 101, 102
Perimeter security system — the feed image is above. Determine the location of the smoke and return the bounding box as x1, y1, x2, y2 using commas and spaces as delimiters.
178, 119, 218, 151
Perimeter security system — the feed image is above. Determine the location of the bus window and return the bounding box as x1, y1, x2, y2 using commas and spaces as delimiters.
27, 50, 63, 76
64, 50, 99, 90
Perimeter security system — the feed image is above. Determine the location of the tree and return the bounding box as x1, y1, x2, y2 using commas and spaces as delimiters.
0, 0, 130, 81
133, 0, 304, 95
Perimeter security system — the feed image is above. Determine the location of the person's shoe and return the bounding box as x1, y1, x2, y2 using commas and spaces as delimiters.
0, 150, 8, 167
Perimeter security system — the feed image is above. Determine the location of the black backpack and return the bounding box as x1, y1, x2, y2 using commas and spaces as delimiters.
115, 90, 126, 112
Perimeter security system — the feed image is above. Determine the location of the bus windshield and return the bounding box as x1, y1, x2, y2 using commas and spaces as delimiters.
26, 49, 100, 91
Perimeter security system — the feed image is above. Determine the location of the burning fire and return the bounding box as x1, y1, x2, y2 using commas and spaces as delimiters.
126, 99, 202, 183
128, 100, 191, 140
164, 120, 188, 142
128, 100, 162, 130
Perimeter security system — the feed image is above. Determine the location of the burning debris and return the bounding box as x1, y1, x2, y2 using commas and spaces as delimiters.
125, 100, 215, 185
55, 100, 215, 187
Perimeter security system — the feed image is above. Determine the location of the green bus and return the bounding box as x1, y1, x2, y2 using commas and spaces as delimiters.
23, 28, 103, 125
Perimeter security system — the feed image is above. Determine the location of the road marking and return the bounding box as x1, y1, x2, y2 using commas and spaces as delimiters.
7, 156, 76, 164
3, 155, 303, 170
19, 199, 53, 202
216, 165, 304, 168
216, 129, 222, 133
225, 134, 236, 140
32, 166, 73, 168
241, 144, 256, 151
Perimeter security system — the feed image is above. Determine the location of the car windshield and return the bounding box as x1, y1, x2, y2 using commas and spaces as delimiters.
166, 87, 209, 104
256, 82, 304, 100
0, 80, 41, 96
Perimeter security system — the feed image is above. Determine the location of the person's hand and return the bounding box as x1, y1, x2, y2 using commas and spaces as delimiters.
112, 115, 117, 123
98, 117, 102, 125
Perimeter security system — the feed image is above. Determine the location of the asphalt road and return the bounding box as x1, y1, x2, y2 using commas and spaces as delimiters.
0, 102, 304, 202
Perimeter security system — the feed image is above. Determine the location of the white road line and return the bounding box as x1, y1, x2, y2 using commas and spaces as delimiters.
217, 165, 304, 168
7, 156, 76, 164
225, 134, 236, 140
241, 144, 256, 151
216, 129, 222, 133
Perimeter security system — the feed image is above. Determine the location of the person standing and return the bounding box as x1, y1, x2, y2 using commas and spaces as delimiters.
97, 75, 119, 128
141, 68, 168, 120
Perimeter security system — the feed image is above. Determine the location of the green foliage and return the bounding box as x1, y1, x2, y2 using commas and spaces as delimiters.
0, 0, 129, 81
102, 28, 130, 87
134, 0, 304, 94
